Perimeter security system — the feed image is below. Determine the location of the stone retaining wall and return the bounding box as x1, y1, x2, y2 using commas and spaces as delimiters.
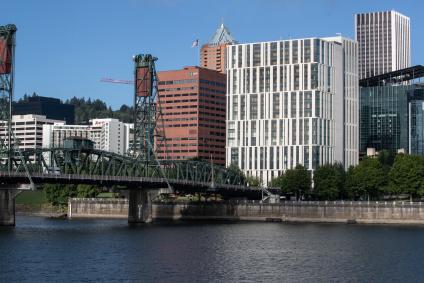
68, 199, 424, 224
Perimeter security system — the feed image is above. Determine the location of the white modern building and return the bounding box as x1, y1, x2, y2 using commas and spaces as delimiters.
42, 118, 132, 155
88, 118, 126, 154
0, 114, 64, 151
226, 36, 359, 185
355, 10, 411, 79
42, 123, 90, 148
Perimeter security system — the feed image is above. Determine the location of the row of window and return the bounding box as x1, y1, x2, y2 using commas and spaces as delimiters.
159, 87, 195, 92
227, 118, 332, 147
228, 39, 334, 68
228, 63, 331, 94
228, 145, 330, 172
228, 91, 328, 120
158, 79, 196, 85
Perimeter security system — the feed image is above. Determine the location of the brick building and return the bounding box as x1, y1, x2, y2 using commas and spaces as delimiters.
200, 23, 237, 74
157, 66, 226, 165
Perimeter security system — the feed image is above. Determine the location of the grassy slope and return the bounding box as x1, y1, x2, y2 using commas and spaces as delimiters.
15, 190, 47, 205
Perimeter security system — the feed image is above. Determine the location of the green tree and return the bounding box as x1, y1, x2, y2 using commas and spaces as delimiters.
43, 184, 76, 206
76, 184, 100, 198
388, 154, 424, 200
271, 165, 311, 200
377, 149, 396, 169
246, 175, 261, 187
44, 184, 100, 206
227, 163, 247, 184
313, 163, 345, 200
345, 157, 387, 200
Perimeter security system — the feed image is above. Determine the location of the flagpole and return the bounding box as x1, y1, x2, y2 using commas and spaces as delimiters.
191, 39, 200, 66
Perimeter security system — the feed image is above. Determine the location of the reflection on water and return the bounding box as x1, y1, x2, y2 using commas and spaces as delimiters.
1, 216, 424, 282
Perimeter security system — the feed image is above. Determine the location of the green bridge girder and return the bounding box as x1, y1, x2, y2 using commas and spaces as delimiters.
0, 147, 247, 187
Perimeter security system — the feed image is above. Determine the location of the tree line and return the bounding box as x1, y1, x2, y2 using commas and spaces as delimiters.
267, 150, 424, 201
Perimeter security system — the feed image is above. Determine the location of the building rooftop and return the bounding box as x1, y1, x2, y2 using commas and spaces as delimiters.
208, 23, 237, 46
359, 65, 424, 87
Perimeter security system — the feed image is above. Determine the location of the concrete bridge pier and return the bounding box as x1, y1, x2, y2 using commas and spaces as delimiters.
0, 189, 17, 226
128, 190, 155, 224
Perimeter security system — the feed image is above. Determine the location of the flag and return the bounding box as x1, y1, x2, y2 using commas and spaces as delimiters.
191, 39, 199, 48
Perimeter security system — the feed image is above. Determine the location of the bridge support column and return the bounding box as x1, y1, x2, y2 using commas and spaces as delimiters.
0, 189, 16, 226
128, 190, 155, 224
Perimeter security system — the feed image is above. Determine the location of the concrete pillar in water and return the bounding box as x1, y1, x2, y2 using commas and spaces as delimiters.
0, 189, 16, 226
128, 190, 153, 223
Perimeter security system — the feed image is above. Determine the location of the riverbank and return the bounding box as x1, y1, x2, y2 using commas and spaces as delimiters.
68, 198, 424, 225
16, 204, 66, 218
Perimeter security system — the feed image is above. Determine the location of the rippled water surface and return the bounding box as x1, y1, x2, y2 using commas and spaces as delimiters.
1, 216, 424, 282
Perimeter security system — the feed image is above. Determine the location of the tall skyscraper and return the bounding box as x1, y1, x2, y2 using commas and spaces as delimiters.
200, 23, 237, 74
226, 36, 358, 185
157, 66, 226, 165
355, 10, 411, 79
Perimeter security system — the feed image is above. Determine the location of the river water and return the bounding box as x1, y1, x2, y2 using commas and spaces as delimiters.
1, 216, 424, 282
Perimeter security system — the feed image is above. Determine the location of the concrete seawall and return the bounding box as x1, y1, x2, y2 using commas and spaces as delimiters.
68, 198, 129, 219
68, 198, 424, 224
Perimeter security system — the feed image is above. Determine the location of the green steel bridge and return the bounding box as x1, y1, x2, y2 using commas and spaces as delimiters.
0, 147, 255, 195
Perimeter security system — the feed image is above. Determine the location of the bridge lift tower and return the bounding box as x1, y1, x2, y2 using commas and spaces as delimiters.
132, 54, 167, 163
0, 24, 17, 170
0, 24, 32, 185
0, 24, 33, 226
129, 54, 170, 223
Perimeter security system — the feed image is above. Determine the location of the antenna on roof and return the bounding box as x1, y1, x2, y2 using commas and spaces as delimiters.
221, 16, 224, 28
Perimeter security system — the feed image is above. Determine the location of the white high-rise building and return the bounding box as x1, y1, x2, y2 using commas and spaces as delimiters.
226, 36, 358, 185
89, 118, 126, 154
355, 10, 411, 79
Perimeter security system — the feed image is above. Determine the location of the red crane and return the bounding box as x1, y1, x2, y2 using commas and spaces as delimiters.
100, 77, 134, 84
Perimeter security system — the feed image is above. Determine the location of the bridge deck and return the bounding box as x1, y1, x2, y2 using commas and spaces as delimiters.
0, 172, 270, 198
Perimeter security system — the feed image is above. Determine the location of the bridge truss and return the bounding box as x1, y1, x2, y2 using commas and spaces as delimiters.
0, 147, 247, 190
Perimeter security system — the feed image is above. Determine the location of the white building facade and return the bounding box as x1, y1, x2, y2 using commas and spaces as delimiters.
355, 10, 411, 79
42, 118, 131, 155
226, 37, 358, 185
0, 114, 64, 151
42, 123, 90, 148
88, 118, 126, 155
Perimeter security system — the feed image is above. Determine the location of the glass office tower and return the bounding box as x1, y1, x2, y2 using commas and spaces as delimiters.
409, 88, 424, 155
360, 67, 424, 155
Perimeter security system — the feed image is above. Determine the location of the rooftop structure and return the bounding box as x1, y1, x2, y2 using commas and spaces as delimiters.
208, 23, 237, 46
201, 23, 237, 74
359, 65, 424, 87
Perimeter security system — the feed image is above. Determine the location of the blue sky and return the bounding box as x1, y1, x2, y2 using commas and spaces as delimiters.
3, 0, 423, 109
